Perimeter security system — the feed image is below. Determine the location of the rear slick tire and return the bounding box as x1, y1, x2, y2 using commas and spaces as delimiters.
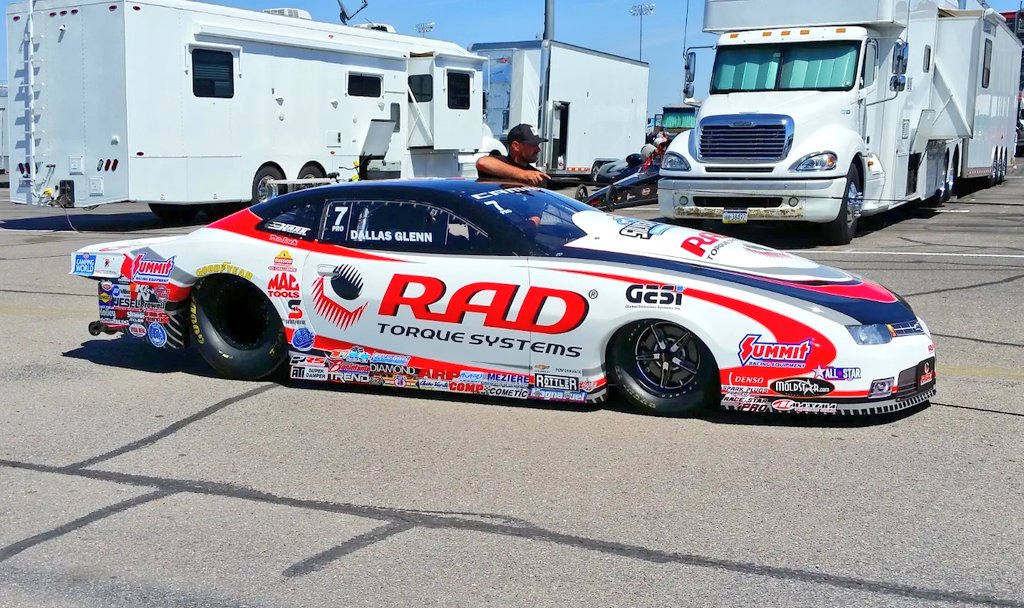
610, 320, 718, 417
190, 275, 286, 381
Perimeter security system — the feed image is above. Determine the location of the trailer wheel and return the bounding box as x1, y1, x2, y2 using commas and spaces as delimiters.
822, 165, 861, 246
190, 274, 286, 381
298, 164, 326, 180
149, 203, 199, 224
997, 149, 1007, 185
251, 165, 285, 206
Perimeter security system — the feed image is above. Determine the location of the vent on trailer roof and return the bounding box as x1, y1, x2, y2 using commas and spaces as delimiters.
262, 8, 312, 19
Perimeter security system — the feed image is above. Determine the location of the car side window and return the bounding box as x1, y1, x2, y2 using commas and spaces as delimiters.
320, 200, 491, 254
254, 196, 324, 241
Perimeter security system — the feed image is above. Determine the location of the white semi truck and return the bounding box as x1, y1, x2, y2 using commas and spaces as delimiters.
471, 40, 649, 181
659, 0, 1022, 244
6, 0, 495, 221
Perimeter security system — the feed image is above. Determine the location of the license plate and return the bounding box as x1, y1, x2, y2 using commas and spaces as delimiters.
723, 209, 748, 224
916, 357, 936, 389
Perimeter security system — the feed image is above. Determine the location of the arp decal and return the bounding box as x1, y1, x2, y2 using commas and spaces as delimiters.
770, 377, 834, 398
379, 274, 588, 335
738, 334, 813, 368
312, 265, 368, 330
131, 254, 175, 284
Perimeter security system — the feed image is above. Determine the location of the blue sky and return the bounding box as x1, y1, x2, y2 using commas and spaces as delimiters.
4, 0, 1023, 115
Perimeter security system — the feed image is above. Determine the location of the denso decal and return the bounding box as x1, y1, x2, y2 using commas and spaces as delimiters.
267, 273, 301, 299
379, 274, 588, 335
770, 377, 834, 398
738, 334, 812, 368
625, 284, 684, 308
131, 254, 175, 283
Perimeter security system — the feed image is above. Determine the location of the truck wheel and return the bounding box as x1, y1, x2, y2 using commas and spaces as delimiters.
251, 165, 285, 206
997, 150, 1007, 184
925, 152, 951, 207
190, 275, 286, 381
149, 203, 199, 224
823, 165, 861, 246
298, 164, 326, 180
609, 320, 718, 417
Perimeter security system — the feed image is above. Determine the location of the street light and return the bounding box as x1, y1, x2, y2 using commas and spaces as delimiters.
415, 21, 435, 37
629, 3, 655, 61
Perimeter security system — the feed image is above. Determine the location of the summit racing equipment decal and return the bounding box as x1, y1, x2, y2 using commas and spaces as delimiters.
312, 265, 367, 330
739, 334, 812, 368
131, 254, 175, 283
377, 323, 583, 358
379, 274, 588, 335
770, 377, 834, 397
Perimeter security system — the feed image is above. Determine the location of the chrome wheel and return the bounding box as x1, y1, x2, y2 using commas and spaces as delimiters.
633, 322, 701, 392
256, 176, 275, 203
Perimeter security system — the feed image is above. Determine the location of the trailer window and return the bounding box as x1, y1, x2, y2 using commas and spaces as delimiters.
982, 39, 993, 89
712, 41, 860, 93
321, 200, 491, 254
349, 74, 382, 98
192, 49, 234, 99
409, 75, 433, 102
448, 72, 472, 110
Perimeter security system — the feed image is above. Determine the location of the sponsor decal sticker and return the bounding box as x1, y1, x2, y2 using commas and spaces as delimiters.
292, 328, 315, 351
132, 254, 175, 284
267, 273, 301, 299
812, 366, 862, 381
73, 253, 96, 276
770, 399, 838, 414
529, 388, 587, 402
265, 221, 310, 236
738, 334, 812, 368
379, 274, 588, 335
770, 377, 834, 398
484, 385, 530, 399
917, 358, 936, 388
313, 265, 367, 329
195, 262, 253, 281
625, 284, 685, 308
534, 373, 579, 391
147, 323, 168, 348
128, 323, 147, 338
614, 217, 672, 240
269, 250, 296, 273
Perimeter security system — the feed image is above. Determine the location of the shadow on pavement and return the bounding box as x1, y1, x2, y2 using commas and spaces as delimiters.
0, 210, 207, 233
63, 337, 927, 426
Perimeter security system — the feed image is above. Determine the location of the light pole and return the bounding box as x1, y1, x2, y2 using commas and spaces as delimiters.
629, 3, 655, 61
415, 21, 435, 37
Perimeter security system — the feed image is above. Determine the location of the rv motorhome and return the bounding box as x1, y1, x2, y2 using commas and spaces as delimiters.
659, 0, 1022, 244
6, 0, 492, 221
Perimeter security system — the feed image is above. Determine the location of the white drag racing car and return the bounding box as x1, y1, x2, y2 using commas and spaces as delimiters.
71, 180, 936, 416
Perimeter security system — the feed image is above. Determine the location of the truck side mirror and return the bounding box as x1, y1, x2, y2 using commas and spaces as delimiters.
890, 75, 907, 93
684, 51, 696, 85
892, 41, 909, 76
683, 83, 695, 99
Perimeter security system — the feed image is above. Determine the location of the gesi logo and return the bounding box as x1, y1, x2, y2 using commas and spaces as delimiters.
626, 284, 684, 306
379, 274, 588, 335
267, 273, 301, 299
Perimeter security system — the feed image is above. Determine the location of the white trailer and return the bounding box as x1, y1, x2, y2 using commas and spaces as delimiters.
659, 0, 1022, 244
0, 84, 7, 174
6, 0, 492, 221
470, 40, 649, 180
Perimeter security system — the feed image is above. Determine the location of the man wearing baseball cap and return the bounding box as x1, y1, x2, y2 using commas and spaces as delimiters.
476, 123, 551, 188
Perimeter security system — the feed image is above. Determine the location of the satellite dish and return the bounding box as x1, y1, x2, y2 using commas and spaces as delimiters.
337, 0, 369, 25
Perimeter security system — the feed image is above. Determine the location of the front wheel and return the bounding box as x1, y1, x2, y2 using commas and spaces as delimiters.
190, 275, 286, 381
822, 165, 862, 246
609, 320, 719, 416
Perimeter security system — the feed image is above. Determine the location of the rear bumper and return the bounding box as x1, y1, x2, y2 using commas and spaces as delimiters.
657, 177, 848, 223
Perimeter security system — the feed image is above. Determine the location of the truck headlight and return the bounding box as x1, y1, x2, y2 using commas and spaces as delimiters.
847, 324, 893, 345
661, 152, 691, 171
791, 152, 838, 172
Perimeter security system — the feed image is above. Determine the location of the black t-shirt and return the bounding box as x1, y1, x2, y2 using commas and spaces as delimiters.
478, 150, 549, 187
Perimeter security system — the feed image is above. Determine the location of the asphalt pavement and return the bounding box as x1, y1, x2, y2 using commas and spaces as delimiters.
0, 174, 1022, 607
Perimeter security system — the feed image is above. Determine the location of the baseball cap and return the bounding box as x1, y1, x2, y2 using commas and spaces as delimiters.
507, 124, 548, 145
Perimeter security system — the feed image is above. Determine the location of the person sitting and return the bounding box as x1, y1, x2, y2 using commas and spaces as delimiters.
476, 124, 551, 188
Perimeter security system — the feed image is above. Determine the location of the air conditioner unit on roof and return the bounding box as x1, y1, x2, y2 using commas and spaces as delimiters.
263, 8, 312, 19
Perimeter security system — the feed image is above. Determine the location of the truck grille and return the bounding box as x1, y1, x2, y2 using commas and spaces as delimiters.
698, 115, 793, 162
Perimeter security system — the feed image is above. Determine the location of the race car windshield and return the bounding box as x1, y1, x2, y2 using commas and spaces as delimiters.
472, 187, 596, 252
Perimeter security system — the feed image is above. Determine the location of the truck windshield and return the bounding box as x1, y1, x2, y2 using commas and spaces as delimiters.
662, 109, 697, 130
711, 41, 860, 93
